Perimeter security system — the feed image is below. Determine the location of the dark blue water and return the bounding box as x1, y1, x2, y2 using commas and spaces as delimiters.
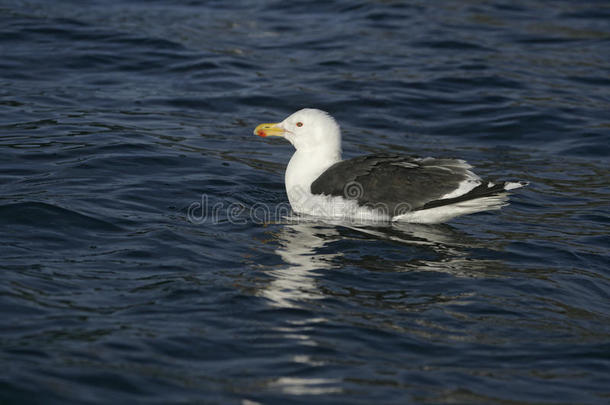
1, 1, 609, 403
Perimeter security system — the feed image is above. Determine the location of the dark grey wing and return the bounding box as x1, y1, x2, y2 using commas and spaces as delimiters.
310, 154, 489, 216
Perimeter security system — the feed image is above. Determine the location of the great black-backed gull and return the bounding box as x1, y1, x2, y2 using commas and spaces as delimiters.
254, 108, 527, 224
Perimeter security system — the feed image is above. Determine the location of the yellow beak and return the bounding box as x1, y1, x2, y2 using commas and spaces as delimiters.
254, 122, 285, 138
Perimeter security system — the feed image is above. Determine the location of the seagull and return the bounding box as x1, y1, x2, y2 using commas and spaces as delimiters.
254, 108, 527, 224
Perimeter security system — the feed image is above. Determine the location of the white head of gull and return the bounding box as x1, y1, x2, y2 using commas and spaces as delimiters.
254, 109, 343, 213
254, 108, 527, 224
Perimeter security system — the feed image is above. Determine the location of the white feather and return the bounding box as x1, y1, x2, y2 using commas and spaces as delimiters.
392, 194, 509, 224
504, 181, 528, 191
440, 178, 480, 199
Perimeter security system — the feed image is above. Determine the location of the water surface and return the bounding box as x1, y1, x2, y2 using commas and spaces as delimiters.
1, 0, 609, 403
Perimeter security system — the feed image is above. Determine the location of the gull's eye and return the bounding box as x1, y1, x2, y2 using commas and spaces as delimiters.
296, 122, 303, 127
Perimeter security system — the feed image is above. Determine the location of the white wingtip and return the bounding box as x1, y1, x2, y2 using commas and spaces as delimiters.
504, 181, 529, 191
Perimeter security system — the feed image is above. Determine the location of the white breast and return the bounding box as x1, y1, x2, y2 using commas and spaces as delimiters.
285, 151, 340, 213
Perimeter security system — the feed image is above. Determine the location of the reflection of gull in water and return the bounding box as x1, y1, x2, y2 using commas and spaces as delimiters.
341, 221, 507, 277
255, 219, 509, 395
258, 218, 502, 308
259, 222, 342, 308
353, 221, 474, 248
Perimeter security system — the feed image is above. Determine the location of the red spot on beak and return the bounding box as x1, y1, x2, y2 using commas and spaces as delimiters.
257, 130, 266, 137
